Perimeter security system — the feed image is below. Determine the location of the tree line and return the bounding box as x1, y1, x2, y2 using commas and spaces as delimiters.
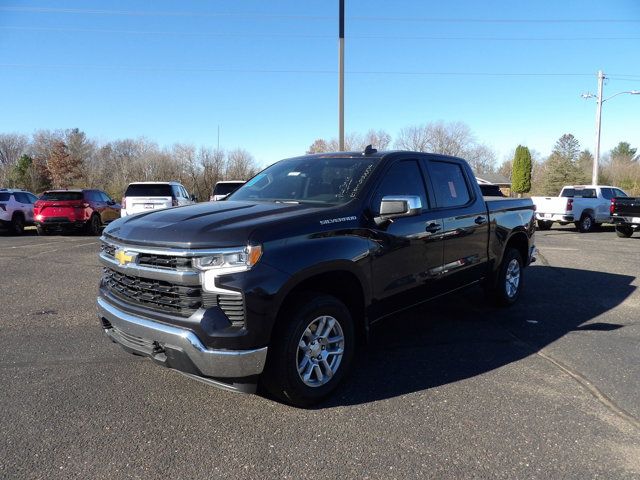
1, 123, 638, 199
0, 129, 259, 201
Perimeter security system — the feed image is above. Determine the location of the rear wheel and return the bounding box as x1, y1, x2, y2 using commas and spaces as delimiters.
615, 225, 634, 238
536, 220, 552, 230
11, 214, 25, 235
85, 214, 101, 236
577, 214, 595, 233
489, 248, 524, 306
261, 293, 354, 407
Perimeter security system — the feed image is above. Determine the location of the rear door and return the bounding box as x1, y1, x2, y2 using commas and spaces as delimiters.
125, 184, 173, 215
425, 158, 490, 288
369, 158, 445, 318
13, 192, 34, 222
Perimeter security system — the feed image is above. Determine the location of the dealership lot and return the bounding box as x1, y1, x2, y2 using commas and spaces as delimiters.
1, 227, 639, 479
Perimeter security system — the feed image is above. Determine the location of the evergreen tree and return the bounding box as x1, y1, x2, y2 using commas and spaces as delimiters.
511, 145, 532, 194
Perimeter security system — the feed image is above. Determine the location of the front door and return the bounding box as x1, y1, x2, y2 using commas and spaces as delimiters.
368, 159, 445, 320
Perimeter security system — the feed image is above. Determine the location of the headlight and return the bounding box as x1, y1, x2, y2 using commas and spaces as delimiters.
193, 245, 262, 271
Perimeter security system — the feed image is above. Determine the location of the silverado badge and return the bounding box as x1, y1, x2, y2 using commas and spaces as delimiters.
114, 249, 136, 266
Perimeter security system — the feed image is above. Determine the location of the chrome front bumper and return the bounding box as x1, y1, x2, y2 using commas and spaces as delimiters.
97, 296, 267, 378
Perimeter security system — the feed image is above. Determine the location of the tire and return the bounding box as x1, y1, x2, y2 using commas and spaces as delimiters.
615, 225, 634, 238
536, 220, 552, 231
85, 214, 101, 236
261, 293, 355, 407
11, 214, 25, 235
36, 225, 50, 236
489, 248, 524, 307
577, 213, 595, 233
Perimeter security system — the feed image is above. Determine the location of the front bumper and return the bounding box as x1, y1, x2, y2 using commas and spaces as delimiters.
97, 296, 268, 379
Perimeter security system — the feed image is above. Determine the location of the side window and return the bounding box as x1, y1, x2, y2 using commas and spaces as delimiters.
371, 160, 428, 215
580, 188, 596, 198
86, 191, 100, 202
181, 186, 189, 198
14, 192, 28, 203
27, 193, 38, 203
171, 185, 181, 198
100, 192, 112, 202
614, 188, 628, 198
600, 188, 614, 200
429, 161, 471, 208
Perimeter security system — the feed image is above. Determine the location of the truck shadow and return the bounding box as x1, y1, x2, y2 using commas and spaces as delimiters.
319, 265, 636, 408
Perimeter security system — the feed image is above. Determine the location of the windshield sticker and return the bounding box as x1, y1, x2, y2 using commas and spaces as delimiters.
319, 216, 357, 225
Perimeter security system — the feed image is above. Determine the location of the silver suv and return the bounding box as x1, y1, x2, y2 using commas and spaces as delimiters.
0, 188, 39, 235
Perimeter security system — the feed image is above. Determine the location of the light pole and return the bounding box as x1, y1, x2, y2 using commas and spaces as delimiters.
581, 70, 640, 185
338, 0, 345, 151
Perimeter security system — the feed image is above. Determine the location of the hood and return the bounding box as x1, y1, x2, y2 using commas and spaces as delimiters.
103, 200, 335, 248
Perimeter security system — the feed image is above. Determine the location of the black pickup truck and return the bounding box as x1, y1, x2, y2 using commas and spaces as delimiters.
610, 196, 640, 237
98, 149, 536, 406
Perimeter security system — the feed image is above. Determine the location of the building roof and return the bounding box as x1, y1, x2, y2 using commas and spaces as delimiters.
476, 173, 511, 185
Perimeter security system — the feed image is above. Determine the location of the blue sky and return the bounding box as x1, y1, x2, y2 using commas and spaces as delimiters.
0, 0, 639, 167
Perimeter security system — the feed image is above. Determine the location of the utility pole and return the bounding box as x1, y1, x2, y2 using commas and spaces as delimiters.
338, 0, 345, 151
592, 70, 605, 185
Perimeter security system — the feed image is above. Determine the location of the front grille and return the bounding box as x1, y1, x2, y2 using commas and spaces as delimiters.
101, 242, 116, 257
137, 253, 191, 270
103, 267, 202, 317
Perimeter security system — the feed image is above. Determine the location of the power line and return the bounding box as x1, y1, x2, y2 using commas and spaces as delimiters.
2, 26, 639, 41
1, 6, 638, 23
0, 63, 616, 77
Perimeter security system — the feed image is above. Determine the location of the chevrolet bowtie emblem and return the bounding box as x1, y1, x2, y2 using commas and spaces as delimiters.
114, 249, 135, 266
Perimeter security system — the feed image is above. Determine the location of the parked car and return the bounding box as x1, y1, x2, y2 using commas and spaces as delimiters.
97, 148, 536, 407
532, 185, 628, 232
610, 196, 640, 238
34, 189, 121, 235
121, 181, 195, 217
0, 188, 39, 235
210, 180, 245, 201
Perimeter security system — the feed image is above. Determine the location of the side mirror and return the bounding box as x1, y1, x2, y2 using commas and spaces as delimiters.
190, 194, 197, 202
375, 195, 422, 226
107, 200, 115, 205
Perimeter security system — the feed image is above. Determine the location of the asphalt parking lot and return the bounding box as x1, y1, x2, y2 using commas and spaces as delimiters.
1, 226, 639, 479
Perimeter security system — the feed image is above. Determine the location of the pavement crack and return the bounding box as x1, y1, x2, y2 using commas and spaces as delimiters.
506, 330, 640, 432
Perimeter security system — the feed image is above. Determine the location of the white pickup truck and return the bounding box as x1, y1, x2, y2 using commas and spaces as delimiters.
532, 185, 628, 232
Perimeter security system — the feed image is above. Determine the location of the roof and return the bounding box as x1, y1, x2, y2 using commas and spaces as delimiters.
476, 173, 511, 185
127, 181, 183, 185
215, 180, 245, 184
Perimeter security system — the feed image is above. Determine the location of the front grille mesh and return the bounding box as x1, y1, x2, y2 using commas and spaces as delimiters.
103, 267, 202, 317
137, 253, 191, 270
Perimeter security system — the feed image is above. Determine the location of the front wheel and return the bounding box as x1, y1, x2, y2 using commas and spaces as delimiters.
489, 248, 524, 306
536, 220, 552, 231
261, 293, 355, 407
616, 225, 634, 238
85, 214, 101, 235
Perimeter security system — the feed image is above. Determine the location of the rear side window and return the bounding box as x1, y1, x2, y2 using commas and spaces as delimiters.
0, 193, 11, 202
429, 161, 471, 208
41, 192, 83, 201
125, 184, 173, 197
576, 188, 596, 198
371, 160, 427, 214
14, 192, 30, 203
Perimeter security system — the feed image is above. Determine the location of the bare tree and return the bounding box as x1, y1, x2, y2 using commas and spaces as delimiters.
225, 149, 258, 180
307, 129, 392, 153
0, 133, 29, 168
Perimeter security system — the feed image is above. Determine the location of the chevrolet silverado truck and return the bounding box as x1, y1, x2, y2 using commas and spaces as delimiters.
97, 149, 536, 407
532, 185, 627, 232
610, 196, 640, 238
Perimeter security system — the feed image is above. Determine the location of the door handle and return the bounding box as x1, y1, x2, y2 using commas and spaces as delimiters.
474, 216, 487, 225
425, 222, 442, 233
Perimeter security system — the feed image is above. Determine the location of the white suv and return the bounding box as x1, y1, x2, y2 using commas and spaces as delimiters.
121, 182, 195, 217
0, 188, 39, 235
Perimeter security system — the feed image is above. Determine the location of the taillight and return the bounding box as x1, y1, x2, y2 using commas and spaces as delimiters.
567, 198, 573, 211
121, 197, 126, 209
610, 199, 616, 215
172, 198, 178, 207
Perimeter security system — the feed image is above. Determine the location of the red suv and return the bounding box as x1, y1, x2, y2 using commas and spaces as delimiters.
34, 189, 121, 235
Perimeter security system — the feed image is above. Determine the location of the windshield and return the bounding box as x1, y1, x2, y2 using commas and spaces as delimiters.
41, 192, 83, 201
228, 156, 379, 205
